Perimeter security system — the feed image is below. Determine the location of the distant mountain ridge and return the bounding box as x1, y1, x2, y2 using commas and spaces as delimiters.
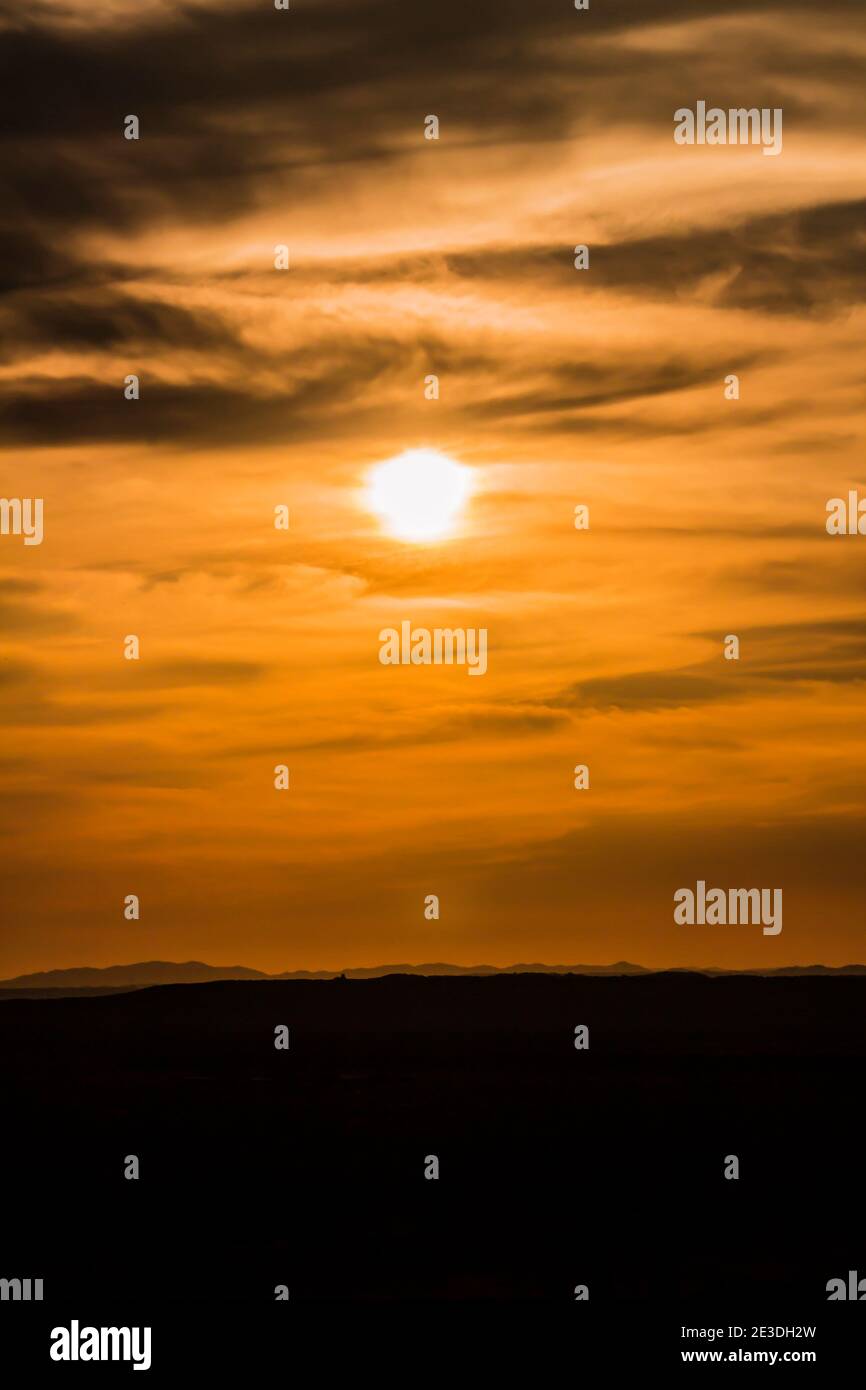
2, 958, 866, 992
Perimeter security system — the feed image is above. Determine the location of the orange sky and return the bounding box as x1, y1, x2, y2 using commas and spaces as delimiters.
1, 0, 865, 975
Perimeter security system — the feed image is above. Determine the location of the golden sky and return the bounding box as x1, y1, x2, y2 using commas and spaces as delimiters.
1, 0, 865, 975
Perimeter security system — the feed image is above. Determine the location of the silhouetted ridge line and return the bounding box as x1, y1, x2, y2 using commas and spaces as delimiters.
2, 959, 866, 994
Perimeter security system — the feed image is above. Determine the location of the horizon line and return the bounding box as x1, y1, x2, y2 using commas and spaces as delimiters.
3, 957, 866, 988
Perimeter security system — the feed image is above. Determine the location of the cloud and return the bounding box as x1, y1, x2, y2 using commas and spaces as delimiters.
0, 656, 38, 687
0, 346, 403, 446
0, 594, 79, 635
551, 670, 733, 713
1, 0, 859, 249
552, 618, 866, 712
135, 658, 270, 688
292, 703, 569, 754
446, 199, 866, 316
0, 290, 243, 358
464, 354, 768, 422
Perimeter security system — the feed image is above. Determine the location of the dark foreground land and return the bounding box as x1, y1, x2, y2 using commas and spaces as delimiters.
1, 973, 864, 1303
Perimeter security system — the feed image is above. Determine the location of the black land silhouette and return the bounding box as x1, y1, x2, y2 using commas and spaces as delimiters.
2, 973, 864, 1302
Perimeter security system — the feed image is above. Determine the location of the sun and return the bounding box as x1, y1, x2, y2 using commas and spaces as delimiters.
367, 448, 472, 542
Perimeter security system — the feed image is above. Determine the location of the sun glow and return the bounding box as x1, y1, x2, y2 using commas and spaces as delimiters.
367, 448, 472, 542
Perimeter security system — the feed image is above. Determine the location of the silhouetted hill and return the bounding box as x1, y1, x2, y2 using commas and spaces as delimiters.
0, 959, 267, 991
2, 957, 865, 997
1, 973, 864, 1304
273, 959, 653, 979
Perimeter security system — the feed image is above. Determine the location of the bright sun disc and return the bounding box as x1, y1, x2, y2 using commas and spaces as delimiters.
367, 448, 471, 542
